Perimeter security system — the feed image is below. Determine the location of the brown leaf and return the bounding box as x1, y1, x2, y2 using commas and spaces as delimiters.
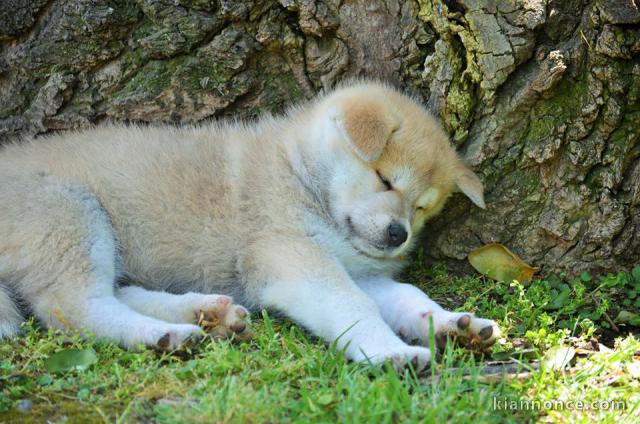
468, 243, 538, 282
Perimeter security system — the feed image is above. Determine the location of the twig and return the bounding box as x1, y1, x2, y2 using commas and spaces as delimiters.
591, 293, 620, 333
422, 361, 539, 384
579, 30, 592, 50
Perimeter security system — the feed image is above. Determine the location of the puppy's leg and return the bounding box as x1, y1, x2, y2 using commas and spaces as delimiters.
357, 278, 501, 348
243, 237, 431, 371
116, 286, 249, 333
0, 175, 202, 349
0, 285, 23, 339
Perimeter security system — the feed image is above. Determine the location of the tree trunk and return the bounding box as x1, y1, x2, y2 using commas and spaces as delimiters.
1, 0, 638, 276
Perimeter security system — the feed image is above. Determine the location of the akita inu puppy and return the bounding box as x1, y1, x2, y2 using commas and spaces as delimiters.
0, 81, 499, 370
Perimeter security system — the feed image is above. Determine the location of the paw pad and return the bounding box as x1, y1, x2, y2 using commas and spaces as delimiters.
156, 333, 172, 350
216, 296, 231, 307
478, 325, 493, 340
457, 314, 471, 330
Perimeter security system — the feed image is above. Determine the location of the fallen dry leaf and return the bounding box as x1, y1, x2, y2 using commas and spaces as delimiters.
468, 243, 538, 282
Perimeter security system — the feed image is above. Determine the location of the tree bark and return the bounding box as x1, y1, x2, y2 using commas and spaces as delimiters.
1, 0, 638, 276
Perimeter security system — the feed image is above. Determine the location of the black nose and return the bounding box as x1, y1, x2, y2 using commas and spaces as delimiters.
387, 222, 408, 247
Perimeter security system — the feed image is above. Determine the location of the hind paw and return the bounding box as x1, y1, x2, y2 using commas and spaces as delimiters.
190, 295, 252, 340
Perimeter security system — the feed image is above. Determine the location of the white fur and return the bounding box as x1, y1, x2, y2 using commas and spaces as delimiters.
358, 277, 501, 346
116, 286, 248, 330
259, 266, 431, 367
0, 286, 22, 339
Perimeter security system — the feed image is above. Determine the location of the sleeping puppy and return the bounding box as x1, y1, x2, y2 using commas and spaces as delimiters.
0, 81, 499, 371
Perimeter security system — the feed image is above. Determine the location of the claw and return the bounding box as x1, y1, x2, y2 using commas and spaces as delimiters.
435, 332, 448, 351
411, 356, 419, 370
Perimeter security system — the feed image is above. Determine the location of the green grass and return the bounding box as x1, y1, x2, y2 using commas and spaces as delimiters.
1, 263, 639, 423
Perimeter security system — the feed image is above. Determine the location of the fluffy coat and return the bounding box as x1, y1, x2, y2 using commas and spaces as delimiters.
0, 82, 498, 369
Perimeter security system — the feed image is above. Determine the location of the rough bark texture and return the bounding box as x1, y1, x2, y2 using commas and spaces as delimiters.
0, 0, 638, 276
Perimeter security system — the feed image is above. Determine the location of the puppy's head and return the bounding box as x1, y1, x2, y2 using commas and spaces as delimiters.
312, 82, 485, 259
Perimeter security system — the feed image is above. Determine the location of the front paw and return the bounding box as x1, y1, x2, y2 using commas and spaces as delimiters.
433, 312, 501, 350
155, 324, 205, 351
399, 310, 501, 350
351, 343, 432, 372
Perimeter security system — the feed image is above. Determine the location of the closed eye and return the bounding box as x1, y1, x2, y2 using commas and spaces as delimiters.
376, 170, 393, 191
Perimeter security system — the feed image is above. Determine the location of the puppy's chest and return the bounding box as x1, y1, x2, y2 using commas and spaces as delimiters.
304, 217, 399, 280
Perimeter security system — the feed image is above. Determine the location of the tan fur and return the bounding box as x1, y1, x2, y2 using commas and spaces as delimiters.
339, 97, 399, 161
0, 81, 495, 367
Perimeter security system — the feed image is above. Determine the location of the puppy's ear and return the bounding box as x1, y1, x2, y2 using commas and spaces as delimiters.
332, 98, 399, 162
455, 163, 486, 209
